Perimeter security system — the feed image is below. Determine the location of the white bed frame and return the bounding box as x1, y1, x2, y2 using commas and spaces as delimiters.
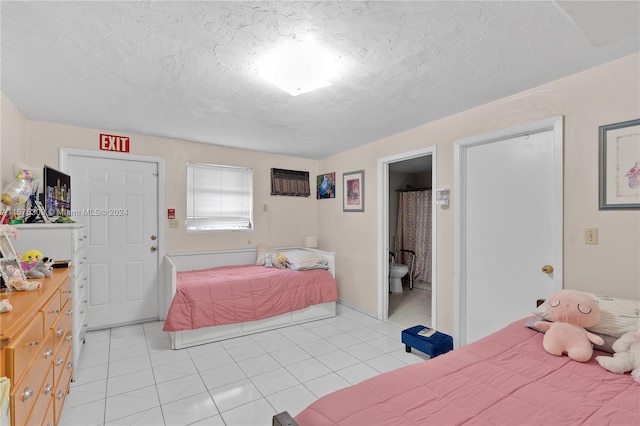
161, 247, 337, 349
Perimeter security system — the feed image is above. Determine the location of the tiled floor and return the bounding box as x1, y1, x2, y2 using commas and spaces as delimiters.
388, 285, 432, 329
60, 303, 430, 426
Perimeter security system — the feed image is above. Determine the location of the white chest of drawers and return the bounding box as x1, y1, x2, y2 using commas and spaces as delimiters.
13, 224, 88, 381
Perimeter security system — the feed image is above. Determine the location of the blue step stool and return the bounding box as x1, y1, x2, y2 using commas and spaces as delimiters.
402, 325, 453, 358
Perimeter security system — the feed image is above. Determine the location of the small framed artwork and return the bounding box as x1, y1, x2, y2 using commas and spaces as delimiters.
599, 119, 640, 210
317, 172, 336, 199
0, 257, 27, 291
343, 170, 364, 212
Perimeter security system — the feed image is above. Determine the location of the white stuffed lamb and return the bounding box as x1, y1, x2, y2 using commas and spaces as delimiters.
596, 330, 640, 382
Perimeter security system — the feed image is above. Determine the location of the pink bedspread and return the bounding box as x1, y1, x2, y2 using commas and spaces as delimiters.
163, 265, 338, 332
295, 318, 639, 425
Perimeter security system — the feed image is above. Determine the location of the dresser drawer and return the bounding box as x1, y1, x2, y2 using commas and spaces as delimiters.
53, 299, 73, 354
42, 289, 61, 331
10, 356, 53, 426
24, 366, 54, 426
53, 349, 73, 425
60, 277, 72, 309
6, 312, 45, 381
54, 344, 72, 386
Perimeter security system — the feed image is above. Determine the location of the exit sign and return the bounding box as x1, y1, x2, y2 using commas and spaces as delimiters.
100, 133, 130, 152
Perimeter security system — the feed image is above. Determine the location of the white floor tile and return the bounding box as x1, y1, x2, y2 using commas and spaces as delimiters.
160, 391, 219, 426
104, 406, 164, 426
191, 349, 235, 372
200, 363, 247, 390
237, 353, 281, 377
62, 302, 431, 425
156, 373, 207, 406
250, 367, 299, 396
59, 398, 106, 426
316, 350, 360, 371
104, 385, 160, 423
266, 384, 317, 417
107, 368, 155, 397
269, 346, 312, 366
336, 363, 380, 385
366, 353, 409, 373
65, 378, 107, 409
304, 372, 350, 398
209, 378, 262, 412
108, 354, 152, 378
152, 358, 198, 383
72, 362, 108, 385
285, 358, 332, 383
220, 398, 276, 426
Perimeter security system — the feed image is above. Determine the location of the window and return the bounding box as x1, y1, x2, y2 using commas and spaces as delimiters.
186, 162, 253, 231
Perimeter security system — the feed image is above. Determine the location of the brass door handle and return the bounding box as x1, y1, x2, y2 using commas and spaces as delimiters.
541, 265, 554, 274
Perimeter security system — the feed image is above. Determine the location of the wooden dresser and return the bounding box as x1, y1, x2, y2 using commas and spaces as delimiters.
0, 268, 73, 426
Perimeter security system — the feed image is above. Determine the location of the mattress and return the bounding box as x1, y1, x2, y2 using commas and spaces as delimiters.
295, 318, 639, 425
163, 264, 338, 332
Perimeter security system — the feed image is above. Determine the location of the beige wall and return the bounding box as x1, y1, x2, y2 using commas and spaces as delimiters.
0, 107, 321, 255
2, 53, 639, 336
1, 92, 28, 185
318, 53, 640, 333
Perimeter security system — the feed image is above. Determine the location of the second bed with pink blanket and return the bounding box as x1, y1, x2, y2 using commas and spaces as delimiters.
163, 264, 338, 332
293, 318, 639, 425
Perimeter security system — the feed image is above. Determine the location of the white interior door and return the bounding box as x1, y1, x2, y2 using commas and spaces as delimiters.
455, 117, 563, 346
65, 154, 160, 329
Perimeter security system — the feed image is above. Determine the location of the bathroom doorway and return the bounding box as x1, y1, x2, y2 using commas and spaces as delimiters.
377, 147, 436, 329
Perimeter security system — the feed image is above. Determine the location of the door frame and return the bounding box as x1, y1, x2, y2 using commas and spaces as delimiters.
453, 116, 563, 347
377, 146, 437, 326
60, 148, 166, 317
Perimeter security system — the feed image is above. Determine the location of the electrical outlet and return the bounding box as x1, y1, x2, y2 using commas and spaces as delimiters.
585, 228, 598, 245
169, 219, 179, 229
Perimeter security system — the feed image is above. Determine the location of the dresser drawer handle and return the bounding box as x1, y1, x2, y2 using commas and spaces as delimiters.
56, 390, 65, 400
67, 309, 73, 316
44, 348, 53, 359
22, 387, 33, 401
47, 309, 60, 315
67, 362, 73, 370
80, 284, 85, 288
44, 383, 53, 395
27, 340, 40, 347
65, 335, 73, 342
56, 328, 64, 336
63, 290, 72, 295
80, 310, 85, 314
56, 358, 64, 366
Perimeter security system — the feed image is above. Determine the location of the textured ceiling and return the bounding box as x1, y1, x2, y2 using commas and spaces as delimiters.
1, 1, 639, 159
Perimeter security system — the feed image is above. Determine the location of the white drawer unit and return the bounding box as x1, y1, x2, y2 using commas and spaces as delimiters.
13, 224, 88, 381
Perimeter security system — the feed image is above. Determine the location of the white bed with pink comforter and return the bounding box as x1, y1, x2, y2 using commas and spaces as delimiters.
162, 247, 338, 349
289, 317, 639, 425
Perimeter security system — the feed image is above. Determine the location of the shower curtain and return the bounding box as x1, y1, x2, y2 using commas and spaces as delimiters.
394, 190, 432, 284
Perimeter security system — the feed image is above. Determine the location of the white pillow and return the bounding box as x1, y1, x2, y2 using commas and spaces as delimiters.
282, 249, 328, 269
533, 292, 640, 337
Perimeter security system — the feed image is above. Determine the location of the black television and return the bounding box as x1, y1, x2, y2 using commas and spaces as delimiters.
43, 165, 71, 217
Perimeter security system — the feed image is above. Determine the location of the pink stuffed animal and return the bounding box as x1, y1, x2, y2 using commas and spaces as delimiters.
535, 289, 604, 362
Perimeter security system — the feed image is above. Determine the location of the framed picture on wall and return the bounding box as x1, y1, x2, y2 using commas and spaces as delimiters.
599, 119, 640, 210
343, 170, 364, 212
317, 172, 336, 199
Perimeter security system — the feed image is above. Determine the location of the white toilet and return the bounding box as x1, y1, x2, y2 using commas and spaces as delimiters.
389, 263, 409, 293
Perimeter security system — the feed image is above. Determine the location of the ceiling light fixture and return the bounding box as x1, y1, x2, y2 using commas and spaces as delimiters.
259, 38, 340, 96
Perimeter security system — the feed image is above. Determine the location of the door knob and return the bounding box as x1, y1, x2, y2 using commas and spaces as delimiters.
541, 265, 554, 274
150, 246, 157, 252
151, 235, 157, 240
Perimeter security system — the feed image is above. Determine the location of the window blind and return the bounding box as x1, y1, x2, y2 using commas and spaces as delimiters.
186, 162, 253, 231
